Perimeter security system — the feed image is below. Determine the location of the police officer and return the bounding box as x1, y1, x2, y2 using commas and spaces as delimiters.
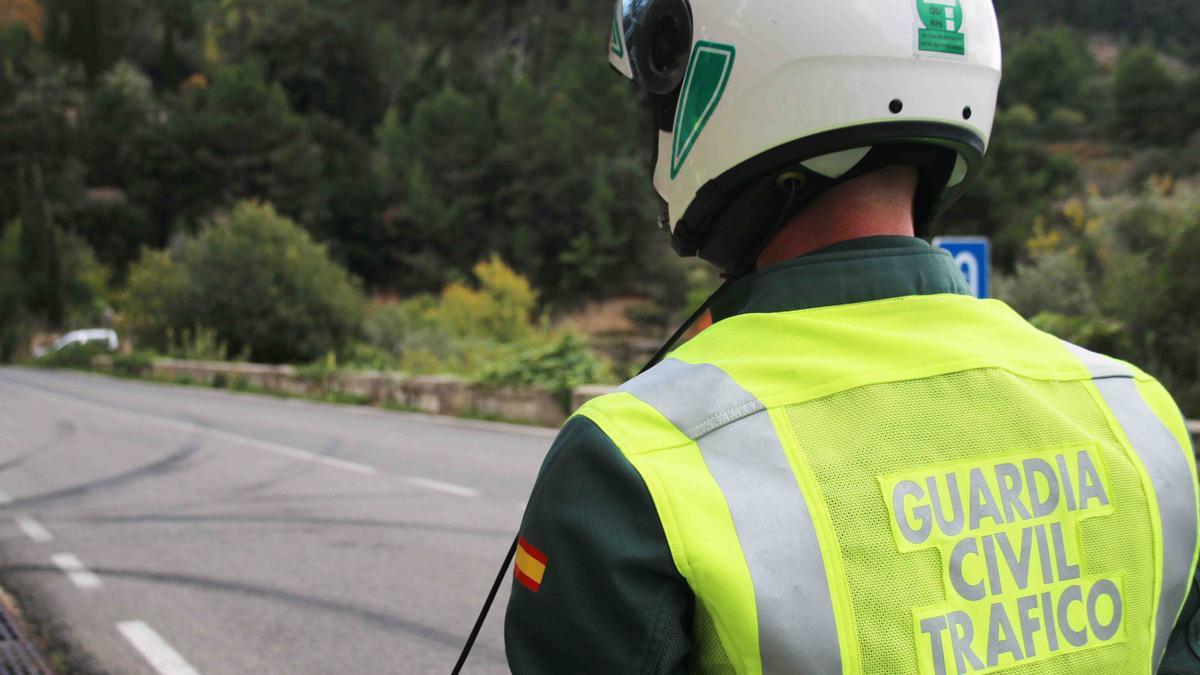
505, 1, 1200, 673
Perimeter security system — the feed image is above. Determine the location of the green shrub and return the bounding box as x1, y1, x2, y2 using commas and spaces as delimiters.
1043, 107, 1088, 139
994, 249, 1097, 318
35, 342, 108, 369
297, 351, 339, 382
119, 247, 186, 350
165, 325, 231, 361
1113, 47, 1180, 145
438, 255, 538, 343
121, 201, 365, 363
112, 351, 155, 377
478, 334, 612, 409
339, 342, 401, 372
1029, 312, 1128, 356
362, 257, 543, 376
999, 186, 1200, 416
362, 295, 445, 362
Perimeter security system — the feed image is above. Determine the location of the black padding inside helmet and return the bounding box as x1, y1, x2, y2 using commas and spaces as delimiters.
670, 122, 985, 272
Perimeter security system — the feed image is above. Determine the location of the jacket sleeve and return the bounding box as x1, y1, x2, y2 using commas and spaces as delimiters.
1159, 573, 1200, 674
504, 415, 693, 674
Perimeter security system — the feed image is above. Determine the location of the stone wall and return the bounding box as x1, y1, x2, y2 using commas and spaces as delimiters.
93, 356, 569, 427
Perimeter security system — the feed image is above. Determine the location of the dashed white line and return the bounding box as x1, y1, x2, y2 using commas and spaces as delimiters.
52, 553, 102, 589
5, 382, 378, 476
117, 620, 202, 675
0, 488, 11, 505
199, 427, 377, 475
404, 476, 480, 498
15, 515, 53, 542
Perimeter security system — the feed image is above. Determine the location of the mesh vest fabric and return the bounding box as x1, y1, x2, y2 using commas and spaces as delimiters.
783, 369, 1156, 673
579, 294, 1199, 674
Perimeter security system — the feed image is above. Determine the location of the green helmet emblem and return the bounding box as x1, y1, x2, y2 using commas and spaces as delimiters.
670, 41, 736, 180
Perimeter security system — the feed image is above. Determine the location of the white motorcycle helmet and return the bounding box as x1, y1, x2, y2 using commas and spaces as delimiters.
610, 0, 1002, 271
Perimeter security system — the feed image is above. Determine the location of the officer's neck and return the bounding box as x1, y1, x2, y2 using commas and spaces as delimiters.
757, 167, 917, 269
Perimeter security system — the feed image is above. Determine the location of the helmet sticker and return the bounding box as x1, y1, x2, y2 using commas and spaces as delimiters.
670, 41, 736, 180
915, 0, 966, 57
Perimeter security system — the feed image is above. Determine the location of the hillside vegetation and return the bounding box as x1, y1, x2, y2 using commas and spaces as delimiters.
1, 0, 1198, 413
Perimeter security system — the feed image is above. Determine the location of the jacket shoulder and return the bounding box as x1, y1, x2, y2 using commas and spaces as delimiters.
574, 385, 698, 456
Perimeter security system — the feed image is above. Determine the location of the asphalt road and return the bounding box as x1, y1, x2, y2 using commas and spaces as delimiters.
0, 367, 556, 674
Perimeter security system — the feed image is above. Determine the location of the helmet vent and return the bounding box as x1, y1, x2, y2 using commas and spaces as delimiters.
889, 99, 904, 114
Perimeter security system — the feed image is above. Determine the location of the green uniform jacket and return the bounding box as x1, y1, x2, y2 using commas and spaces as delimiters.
504, 236, 1200, 674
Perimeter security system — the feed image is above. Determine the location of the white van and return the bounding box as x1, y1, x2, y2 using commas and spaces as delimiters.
34, 329, 120, 358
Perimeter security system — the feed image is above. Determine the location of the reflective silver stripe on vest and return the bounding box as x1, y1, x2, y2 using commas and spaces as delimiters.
619, 358, 841, 674
1064, 341, 1198, 671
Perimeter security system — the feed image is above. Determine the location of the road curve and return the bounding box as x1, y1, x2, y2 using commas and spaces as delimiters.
0, 367, 554, 674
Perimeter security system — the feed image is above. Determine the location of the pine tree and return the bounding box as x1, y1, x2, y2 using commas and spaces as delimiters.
17, 162, 64, 325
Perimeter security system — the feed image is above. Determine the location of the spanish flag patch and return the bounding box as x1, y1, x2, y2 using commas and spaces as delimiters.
514, 536, 548, 592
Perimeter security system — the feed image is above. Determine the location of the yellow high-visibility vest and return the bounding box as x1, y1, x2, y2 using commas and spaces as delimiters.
576, 293, 1198, 674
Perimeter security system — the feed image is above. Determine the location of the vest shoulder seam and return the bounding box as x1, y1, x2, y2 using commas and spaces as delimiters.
683, 397, 765, 440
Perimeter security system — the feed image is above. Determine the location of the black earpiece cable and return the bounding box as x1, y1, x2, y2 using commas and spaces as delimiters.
451, 179, 801, 674
638, 177, 801, 374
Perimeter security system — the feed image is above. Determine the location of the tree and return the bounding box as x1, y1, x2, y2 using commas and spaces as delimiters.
376, 83, 494, 292
1001, 27, 1096, 120
1113, 46, 1180, 145
0, 219, 24, 359
307, 113, 383, 287
0, 56, 86, 225
82, 60, 154, 186
17, 162, 64, 324
122, 63, 323, 240
488, 25, 673, 304
234, 0, 384, 133
937, 105, 1081, 269
996, 0, 1200, 61
1179, 72, 1200, 140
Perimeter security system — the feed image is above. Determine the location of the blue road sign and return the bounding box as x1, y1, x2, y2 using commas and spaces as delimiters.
932, 236, 990, 299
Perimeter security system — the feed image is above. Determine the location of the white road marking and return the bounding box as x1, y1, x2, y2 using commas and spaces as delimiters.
4, 382, 378, 476
117, 620, 202, 675
404, 476, 480, 498
52, 553, 102, 589
0, 488, 11, 504
15, 515, 53, 542
199, 428, 377, 475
